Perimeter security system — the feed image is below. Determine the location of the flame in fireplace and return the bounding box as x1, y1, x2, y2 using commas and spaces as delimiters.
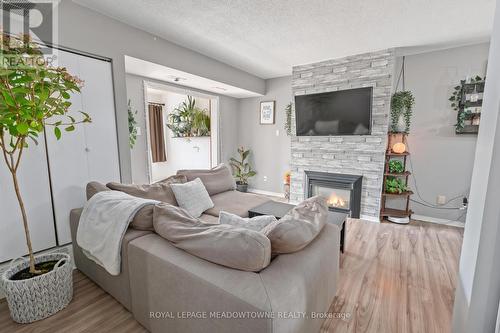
328, 193, 348, 208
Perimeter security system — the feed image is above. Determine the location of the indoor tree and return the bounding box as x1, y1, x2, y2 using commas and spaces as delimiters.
0, 34, 90, 275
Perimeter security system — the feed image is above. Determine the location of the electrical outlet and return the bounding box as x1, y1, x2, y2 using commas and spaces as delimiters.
263, 176, 268, 182
136, 126, 142, 136
437, 195, 446, 205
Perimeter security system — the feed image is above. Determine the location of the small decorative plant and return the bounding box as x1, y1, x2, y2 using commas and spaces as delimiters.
390, 91, 414, 133
388, 160, 404, 174
385, 177, 408, 194
230, 147, 256, 191
128, 99, 138, 148
449, 75, 484, 111
0, 34, 90, 276
284, 102, 292, 136
166, 95, 210, 137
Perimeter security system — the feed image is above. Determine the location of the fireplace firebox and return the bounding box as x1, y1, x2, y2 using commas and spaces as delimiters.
305, 171, 362, 218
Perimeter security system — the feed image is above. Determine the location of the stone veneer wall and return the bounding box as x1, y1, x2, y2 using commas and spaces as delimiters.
290, 49, 395, 219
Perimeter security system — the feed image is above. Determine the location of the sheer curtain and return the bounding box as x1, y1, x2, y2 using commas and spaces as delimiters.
148, 103, 167, 163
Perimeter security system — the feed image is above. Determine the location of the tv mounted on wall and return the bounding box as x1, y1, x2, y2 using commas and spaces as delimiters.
294, 87, 373, 136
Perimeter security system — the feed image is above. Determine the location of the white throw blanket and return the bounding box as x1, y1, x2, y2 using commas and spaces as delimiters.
77, 190, 159, 275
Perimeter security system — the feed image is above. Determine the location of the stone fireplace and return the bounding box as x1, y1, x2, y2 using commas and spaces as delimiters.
305, 171, 362, 218
290, 49, 395, 220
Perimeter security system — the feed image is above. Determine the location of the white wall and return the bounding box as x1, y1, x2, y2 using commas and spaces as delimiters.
237, 76, 292, 193
453, 1, 500, 332
57, 1, 265, 183
398, 43, 489, 221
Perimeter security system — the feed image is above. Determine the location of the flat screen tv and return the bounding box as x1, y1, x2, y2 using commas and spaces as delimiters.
295, 87, 372, 136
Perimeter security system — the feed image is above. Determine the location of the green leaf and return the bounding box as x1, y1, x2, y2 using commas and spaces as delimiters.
54, 127, 61, 140
61, 91, 70, 99
65, 125, 75, 132
16, 123, 29, 135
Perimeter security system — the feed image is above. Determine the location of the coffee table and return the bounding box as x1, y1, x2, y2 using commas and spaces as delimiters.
248, 201, 346, 252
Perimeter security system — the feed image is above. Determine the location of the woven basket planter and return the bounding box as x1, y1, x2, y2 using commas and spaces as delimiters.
0, 253, 73, 324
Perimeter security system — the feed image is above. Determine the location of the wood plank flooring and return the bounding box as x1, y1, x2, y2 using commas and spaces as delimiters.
0, 219, 463, 333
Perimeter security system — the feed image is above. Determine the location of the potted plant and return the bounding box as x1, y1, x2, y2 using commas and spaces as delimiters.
0, 34, 90, 323
166, 95, 210, 137
390, 91, 414, 133
230, 147, 256, 192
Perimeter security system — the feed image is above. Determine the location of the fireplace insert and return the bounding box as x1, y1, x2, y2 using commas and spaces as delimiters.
305, 171, 362, 218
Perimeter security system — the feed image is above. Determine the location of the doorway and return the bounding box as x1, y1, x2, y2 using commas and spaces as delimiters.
142, 81, 219, 183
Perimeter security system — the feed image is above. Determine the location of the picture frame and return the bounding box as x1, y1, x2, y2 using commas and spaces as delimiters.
260, 101, 275, 125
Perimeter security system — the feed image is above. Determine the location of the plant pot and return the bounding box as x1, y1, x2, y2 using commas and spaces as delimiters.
236, 183, 248, 192
0, 253, 73, 324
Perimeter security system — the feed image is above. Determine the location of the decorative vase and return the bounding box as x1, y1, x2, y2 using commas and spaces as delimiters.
236, 183, 248, 192
395, 114, 406, 133
0, 253, 73, 323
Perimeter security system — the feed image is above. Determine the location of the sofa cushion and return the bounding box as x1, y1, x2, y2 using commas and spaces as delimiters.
262, 196, 328, 254
219, 211, 277, 231
106, 175, 186, 231
205, 191, 271, 218
86, 181, 110, 200
153, 203, 271, 272
177, 164, 235, 196
170, 178, 214, 218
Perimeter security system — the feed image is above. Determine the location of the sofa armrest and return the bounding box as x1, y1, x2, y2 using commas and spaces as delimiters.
128, 233, 273, 333
259, 223, 340, 333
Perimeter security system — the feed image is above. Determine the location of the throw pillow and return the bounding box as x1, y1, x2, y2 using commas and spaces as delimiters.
170, 178, 214, 218
153, 203, 271, 272
177, 164, 236, 196
262, 196, 328, 254
105, 175, 186, 231
219, 211, 277, 232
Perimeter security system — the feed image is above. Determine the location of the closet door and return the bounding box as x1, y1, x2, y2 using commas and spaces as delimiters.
46, 50, 120, 245
0, 133, 57, 262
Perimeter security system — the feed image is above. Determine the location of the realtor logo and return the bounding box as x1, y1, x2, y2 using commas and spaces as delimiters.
1, 0, 58, 54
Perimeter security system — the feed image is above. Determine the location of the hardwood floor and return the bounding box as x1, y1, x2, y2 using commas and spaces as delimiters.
0, 219, 463, 333
321, 219, 463, 333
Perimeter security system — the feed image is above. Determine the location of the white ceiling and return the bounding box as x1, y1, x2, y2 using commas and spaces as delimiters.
76, 0, 496, 79
125, 56, 261, 98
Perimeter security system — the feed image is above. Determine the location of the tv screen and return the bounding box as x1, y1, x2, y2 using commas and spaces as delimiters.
295, 87, 372, 136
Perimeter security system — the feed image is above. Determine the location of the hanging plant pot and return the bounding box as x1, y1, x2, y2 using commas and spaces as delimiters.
0, 253, 73, 324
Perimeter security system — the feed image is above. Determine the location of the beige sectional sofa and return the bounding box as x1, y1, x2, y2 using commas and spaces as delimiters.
70, 178, 340, 333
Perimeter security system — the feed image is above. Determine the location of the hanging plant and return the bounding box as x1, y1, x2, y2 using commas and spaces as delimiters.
128, 99, 138, 148
166, 96, 211, 137
284, 102, 292, 136
390, 91, 415, 133
390, 56, 415, 134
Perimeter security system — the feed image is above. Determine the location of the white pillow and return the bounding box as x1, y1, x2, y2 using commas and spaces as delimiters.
219, 211, 277, 231
170, 178, 214, 218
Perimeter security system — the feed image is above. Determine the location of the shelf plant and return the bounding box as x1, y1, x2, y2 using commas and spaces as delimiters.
128, 99, 138, 148
385, 177, 408, 194
388, 160, 404, 174
166, 95, 210, 137
229, 146, 256, 192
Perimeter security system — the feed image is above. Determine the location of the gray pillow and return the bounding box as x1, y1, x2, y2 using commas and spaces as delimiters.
219, 211, 277, 232
177, 164, 236, 196
262, 196, 328, 254
153, 203, 271, 272
170, 178, 214, 218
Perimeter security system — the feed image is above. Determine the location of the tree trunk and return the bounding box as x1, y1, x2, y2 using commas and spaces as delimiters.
10, 169, 39, 274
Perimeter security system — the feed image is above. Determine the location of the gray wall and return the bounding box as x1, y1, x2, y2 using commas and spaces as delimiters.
290, 50, 395, 219
452, 1, 500, 331
237, 76, 292, 193
126, 74, 240, 184
399, 43, 489, 221
57, 1, 264, 183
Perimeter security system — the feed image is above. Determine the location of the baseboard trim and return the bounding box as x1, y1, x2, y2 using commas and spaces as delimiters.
412, 214, 465, 228
248, 188, 285, 198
